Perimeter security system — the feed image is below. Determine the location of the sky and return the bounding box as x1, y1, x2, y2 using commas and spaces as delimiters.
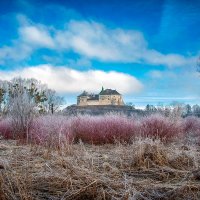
0, 0, 200, 107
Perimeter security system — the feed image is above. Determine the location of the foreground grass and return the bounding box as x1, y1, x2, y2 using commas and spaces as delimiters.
0, 138, 200, 200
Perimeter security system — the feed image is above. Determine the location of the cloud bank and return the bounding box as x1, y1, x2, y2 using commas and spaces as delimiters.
55, 20, 196, 67
0, 16, 196, 67
0, 65, 143, 94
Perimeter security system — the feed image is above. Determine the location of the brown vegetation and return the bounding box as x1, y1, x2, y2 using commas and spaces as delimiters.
0, 138, 200, 200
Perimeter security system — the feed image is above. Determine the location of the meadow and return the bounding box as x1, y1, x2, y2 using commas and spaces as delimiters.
0, 114, 200, 199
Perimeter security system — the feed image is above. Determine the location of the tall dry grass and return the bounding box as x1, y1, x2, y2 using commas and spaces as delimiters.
0, 138, 200, 199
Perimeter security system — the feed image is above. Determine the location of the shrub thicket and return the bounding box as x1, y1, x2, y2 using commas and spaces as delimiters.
0, 114, 199, 146
139, 114, 182, 142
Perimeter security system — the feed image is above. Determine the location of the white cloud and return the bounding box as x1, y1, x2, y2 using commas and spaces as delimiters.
55, 20, 146, 62
0, 65, 143, 94
0, 19, 54, 64
144, 50, 196, 68
19, 25, 55, 48
54, 20, 197, 67
146, 68, 200, 98
149, 70, 163, 78
0, 16, 197, 68
0, 43, 32, 64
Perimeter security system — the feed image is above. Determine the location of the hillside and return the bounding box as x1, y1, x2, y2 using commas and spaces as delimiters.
63, 105, 145, 116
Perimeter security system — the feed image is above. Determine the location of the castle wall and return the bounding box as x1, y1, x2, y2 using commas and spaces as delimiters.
77, 96, 88, 106
99, 95, 124, 105
87, 100, 99, 105
99, 95, 112, 105
77, 93, 124, 106
111, 95, 124, 105
77, 97, 100, 106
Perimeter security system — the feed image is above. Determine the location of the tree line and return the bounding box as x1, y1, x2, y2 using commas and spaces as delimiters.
145, 103, 200, 118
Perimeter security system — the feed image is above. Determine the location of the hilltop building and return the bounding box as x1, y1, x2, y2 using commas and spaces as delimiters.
77, 87, 124, 106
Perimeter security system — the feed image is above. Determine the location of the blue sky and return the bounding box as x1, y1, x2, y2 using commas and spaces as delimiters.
0, 0, 200, 107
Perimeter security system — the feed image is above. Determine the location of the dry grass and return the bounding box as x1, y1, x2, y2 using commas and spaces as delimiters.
0, 138, 200, 200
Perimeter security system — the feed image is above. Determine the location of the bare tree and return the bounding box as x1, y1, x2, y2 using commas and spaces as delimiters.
9, 88, 36, 141
43, 89, 64, 114
0, 77, 64, 141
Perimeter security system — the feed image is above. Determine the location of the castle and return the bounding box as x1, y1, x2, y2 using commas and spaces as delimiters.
77, 87, 124, 106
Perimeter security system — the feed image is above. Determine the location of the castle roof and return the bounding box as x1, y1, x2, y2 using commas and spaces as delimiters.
78, 88, 121, 97
99, 89, 120, 95
87, 95, 99, 101
78, 91, 89, 97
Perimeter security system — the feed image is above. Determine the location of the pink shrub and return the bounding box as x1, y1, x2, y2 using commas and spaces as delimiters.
30, 115, 74, 148
183, 117, 200, 134
139, 115, 182, 142
2, 113, 200, 146
72, 114, 137, 144
0, 118, 13, 139
182, 117, 200, 144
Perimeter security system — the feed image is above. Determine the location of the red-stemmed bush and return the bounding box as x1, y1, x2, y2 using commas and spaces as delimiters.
182, 116, 200, 144
2, 113, 200, 146
139, 114, 182, 143
72, 114, 138, 144
0, 118, 13, 139
183, 117, 200, 134
29, 115, 74, 148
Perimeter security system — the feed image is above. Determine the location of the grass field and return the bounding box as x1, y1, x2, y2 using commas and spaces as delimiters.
0, 137, 200, 200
